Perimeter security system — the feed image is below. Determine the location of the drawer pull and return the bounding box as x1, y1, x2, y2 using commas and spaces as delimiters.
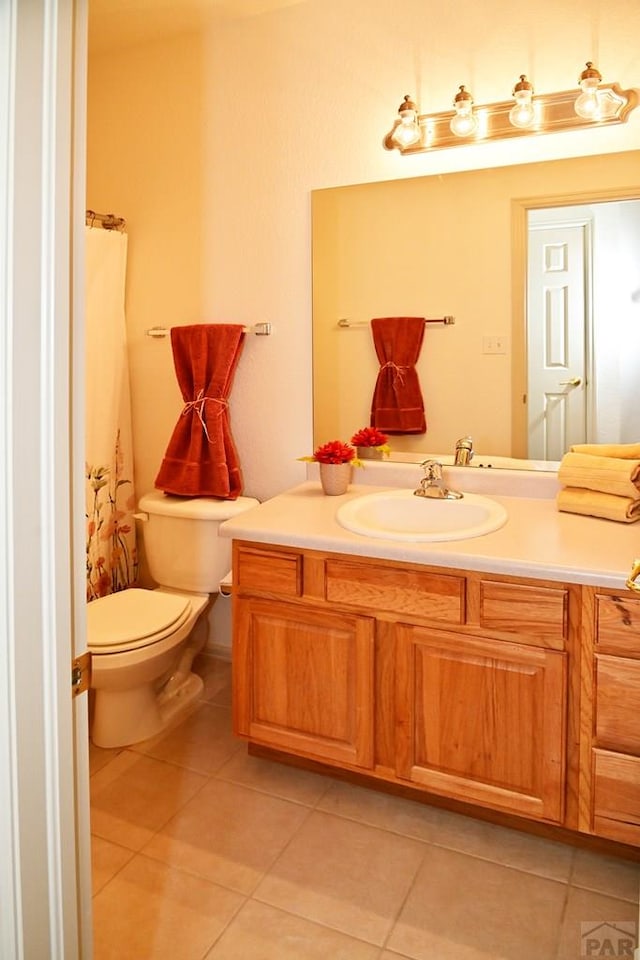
625, 559, 640, 595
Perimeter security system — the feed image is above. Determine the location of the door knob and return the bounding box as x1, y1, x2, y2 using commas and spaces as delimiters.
558, 377, 582, 387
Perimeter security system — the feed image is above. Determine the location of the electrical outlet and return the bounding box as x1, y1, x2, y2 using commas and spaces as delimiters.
483, 335, 508, 355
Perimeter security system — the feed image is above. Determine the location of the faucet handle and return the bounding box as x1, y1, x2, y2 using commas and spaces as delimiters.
420, 459, 443, 482
454, 436, 474, 465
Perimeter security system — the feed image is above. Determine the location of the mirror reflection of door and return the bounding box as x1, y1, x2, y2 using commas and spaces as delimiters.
527, 213, 589, 459
527, 199, 640, 460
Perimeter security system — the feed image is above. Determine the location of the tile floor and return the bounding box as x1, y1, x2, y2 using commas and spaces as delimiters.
90, 655, 640, 960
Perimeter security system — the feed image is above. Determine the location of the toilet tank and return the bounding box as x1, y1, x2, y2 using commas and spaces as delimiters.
137, 491, 259, 593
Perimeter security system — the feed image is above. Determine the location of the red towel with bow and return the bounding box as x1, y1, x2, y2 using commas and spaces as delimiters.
370, 317, 427, 434
155, 324, 245, 498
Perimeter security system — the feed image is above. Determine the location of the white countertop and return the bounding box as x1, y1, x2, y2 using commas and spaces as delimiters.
220, 480, 640, 590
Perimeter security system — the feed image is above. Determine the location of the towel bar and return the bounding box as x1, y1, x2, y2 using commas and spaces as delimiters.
146, 323, 272, 338
337, 316, 455, 328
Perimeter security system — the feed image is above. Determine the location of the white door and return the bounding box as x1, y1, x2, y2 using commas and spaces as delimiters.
527, 220, 590, 460
0, 1, 91, 958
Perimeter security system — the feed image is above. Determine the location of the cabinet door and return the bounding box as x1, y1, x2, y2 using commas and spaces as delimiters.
395, 625, 567, 822
233, 598, 374, 769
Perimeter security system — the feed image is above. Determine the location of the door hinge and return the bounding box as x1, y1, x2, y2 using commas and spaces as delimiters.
72, 651, 92, 697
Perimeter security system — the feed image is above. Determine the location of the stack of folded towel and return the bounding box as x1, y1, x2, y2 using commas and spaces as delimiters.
557, 443, 640, 522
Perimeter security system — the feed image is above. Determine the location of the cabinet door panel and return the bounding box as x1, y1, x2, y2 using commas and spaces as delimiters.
395, 625, 566, 822
595, 655, 640, 755
478, 580, 567, 649
593, 749, 640, 845
236, 545, 302, 597
596, 594, 640, 656
325, 559, 464, 623
234, 599, 374, 768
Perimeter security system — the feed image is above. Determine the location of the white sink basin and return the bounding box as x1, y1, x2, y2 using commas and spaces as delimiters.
336, 489, 508, 542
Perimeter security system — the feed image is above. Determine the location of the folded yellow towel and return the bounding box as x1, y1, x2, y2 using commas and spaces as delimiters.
570, 442, 640, 459
557, 452, 640, 498
557, 487, 640, 523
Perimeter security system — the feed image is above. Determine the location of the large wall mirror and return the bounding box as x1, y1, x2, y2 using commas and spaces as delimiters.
312, 150, 640, 469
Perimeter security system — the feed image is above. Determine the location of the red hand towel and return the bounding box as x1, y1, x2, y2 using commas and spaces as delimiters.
370, 317, 427, 434
155, 324, 245, 498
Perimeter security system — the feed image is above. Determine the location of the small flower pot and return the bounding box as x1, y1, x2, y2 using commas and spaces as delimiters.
319, 462, 352, 495
357, 446, 385, 461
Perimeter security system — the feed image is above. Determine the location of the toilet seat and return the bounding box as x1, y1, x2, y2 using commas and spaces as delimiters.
87, 588, 193, 654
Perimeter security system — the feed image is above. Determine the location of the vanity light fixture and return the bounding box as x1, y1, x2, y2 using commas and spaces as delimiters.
384, 65, 638, 154
449, 85, 478, 138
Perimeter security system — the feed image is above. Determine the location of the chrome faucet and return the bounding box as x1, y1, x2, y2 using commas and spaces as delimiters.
454, 436, 474, 466
414, 459, 463, 500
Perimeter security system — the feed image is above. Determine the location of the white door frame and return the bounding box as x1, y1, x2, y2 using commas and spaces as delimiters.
0, 1, 91, 957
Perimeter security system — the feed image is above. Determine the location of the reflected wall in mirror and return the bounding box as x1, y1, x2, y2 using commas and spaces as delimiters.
312, 150, 640, 468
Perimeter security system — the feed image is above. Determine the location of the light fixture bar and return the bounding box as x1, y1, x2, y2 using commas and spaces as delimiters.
384, 82, 638, 154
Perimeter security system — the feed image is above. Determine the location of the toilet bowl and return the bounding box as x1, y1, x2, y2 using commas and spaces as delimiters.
87, 491, 259, 749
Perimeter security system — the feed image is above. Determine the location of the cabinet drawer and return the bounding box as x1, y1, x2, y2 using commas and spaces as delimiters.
479, 580, 567, 649
595, 655, 640, 754
593, 749, 640, 845
235, 546, 302, 598
596, 594, 640, 656
325, 559, 464, 623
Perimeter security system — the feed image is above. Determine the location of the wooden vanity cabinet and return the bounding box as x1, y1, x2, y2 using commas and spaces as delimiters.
589, 590, 640, 845
232, 540, 579, 831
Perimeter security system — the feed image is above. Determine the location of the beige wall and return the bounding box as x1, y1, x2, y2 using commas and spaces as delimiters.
87, 0, 640, 504
87, 32, 207, 502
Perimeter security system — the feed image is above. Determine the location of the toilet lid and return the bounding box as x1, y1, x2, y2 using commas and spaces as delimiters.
87, 589, 192, 650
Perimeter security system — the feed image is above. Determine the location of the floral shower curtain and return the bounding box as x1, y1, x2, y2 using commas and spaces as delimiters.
85, 225, 138, 600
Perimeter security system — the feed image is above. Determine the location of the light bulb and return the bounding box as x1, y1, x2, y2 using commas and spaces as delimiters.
391, 95, 421, 148
392, 117, 421, 147
575, 61, 602, 120
449, 85, 477, 138
509, 74, 535, 129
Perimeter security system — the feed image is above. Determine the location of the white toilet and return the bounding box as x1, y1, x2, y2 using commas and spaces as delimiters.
87, 490, 259, 749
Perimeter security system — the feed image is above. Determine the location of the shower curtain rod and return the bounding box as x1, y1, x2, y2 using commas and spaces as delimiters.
85, 209, 126, 231
146, 323, 272, 338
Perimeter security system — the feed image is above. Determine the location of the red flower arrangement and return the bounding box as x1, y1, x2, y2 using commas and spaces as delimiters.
351, 427, 388, 448
300, 439, 358, 465
350, 426, 391, 457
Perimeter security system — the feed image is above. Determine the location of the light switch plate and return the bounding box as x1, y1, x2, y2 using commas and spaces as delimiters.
483, 335, 507, 355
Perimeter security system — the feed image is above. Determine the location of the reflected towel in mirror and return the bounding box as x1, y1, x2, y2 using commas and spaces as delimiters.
370, 317, 427, 435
